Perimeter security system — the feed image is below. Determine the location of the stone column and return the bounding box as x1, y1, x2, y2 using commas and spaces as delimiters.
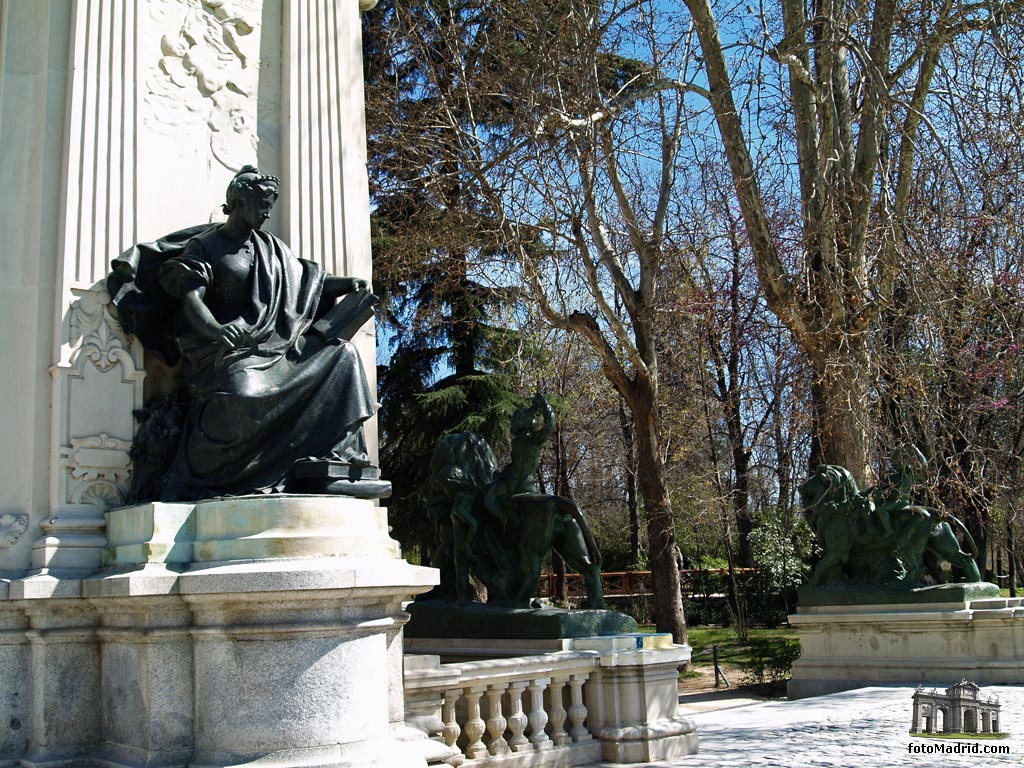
282, 0, 379, 457
0, 1, 83, 578
43, 0, 147, 576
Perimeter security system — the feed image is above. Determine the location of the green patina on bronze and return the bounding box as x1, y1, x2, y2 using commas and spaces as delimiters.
800, 447, 987, 596
422, 394, 608, 612
405, 601, 637, 639
798, 581, 999, 607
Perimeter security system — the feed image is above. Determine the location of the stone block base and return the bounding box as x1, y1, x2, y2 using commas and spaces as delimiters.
596, 721, 698, 763
582, 638, 698, 763
104, 495, 400, 567
789, 595, 1024, 699
0, 556, 437, 767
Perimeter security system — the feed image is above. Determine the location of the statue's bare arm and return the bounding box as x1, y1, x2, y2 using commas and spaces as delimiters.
180, 287, 250, 349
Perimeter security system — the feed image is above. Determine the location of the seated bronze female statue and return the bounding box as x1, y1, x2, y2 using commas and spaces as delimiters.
109, 166, 378, 501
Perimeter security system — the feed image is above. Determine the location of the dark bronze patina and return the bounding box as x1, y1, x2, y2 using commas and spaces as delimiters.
109, 166, 386, 502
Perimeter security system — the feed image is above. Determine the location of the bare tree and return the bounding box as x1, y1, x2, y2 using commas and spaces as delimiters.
366, 0, 697, 638
494, 3, 695, 639
681, 0, 1023, 484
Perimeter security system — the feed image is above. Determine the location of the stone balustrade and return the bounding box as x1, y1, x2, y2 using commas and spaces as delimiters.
404, 635, 698, 766
405, 652, 603, 766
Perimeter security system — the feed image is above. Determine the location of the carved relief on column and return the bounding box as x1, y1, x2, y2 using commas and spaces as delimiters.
42, 287, 145, 576
137, 0, 282, 232
144, 0, 262, 175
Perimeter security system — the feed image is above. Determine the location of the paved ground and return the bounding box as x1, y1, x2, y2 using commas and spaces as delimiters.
643, 685, 1024, 767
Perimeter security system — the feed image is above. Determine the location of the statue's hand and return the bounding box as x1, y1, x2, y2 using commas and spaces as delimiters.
215, 323, 252, 350
321, 275, 371, 301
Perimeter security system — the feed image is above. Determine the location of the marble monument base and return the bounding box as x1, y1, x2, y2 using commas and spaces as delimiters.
788, 587, 1024, 699
0, 496, 438, 768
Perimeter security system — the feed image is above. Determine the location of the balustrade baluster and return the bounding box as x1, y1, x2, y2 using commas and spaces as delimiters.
547, 677, 569, 746
527, 678, 553, 750
506, 681, 530, 752
463, 686, 488, 759
567, 674, 591, 742
485, 683, 510, 755
441, 689, 462, 757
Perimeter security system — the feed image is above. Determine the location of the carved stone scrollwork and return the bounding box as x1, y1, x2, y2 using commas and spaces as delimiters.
59, 434, 133, 510
42, 284, 145, 574
0, 515, 30, 549
69, 291, 134, 373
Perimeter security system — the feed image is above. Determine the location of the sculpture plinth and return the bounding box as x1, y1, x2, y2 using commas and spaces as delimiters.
289, 460, 393, 499
1, 495, 438, 768
406, 601, 638, 640
796, 581, 999, 607
790, 451, 1006, 698
788, 594, 1024, 699
104, 495, 400, 566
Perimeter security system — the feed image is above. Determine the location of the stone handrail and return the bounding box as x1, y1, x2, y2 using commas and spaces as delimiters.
405, 652, 602, 766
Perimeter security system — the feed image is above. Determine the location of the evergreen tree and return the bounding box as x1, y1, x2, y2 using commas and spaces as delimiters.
364, 1, 525, 558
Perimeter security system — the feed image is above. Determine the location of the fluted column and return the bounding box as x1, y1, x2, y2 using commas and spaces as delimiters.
282, 0, 371, 278
38, 0, 145, 577
282, 0, 378, 458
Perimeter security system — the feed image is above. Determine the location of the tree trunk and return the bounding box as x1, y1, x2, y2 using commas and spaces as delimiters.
729, 438, 753, 567
809, 338, 874, 486
1008, 518, 1017, 598
617, 397, 642, 568
553, 444, 572, 605
631, 395, 687, 643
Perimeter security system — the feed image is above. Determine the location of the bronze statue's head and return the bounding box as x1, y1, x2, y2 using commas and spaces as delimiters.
889, 444, 927, 481
222, 164, 281, 215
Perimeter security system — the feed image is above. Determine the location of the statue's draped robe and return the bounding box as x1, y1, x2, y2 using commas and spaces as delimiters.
111, 225, 375, 500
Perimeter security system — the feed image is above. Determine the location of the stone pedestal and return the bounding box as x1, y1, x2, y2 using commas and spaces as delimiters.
0, 495, 439, 768
179, 560, 433, 768
405, 601, 638, 642
104, 496, 401, 566
577, 635, 698, 763
789, 594, 1024, 699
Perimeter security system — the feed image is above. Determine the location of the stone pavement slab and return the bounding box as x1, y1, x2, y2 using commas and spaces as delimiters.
610, 685, 1024, 767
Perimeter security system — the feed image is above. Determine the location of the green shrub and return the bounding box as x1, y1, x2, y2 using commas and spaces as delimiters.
742, 637, 801, 685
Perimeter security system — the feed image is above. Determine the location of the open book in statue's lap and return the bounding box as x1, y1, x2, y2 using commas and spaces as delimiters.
108, 166, 385, 502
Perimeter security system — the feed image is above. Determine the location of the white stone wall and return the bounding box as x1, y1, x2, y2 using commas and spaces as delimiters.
0, 0, 74, 577
0, 0, 380, 576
